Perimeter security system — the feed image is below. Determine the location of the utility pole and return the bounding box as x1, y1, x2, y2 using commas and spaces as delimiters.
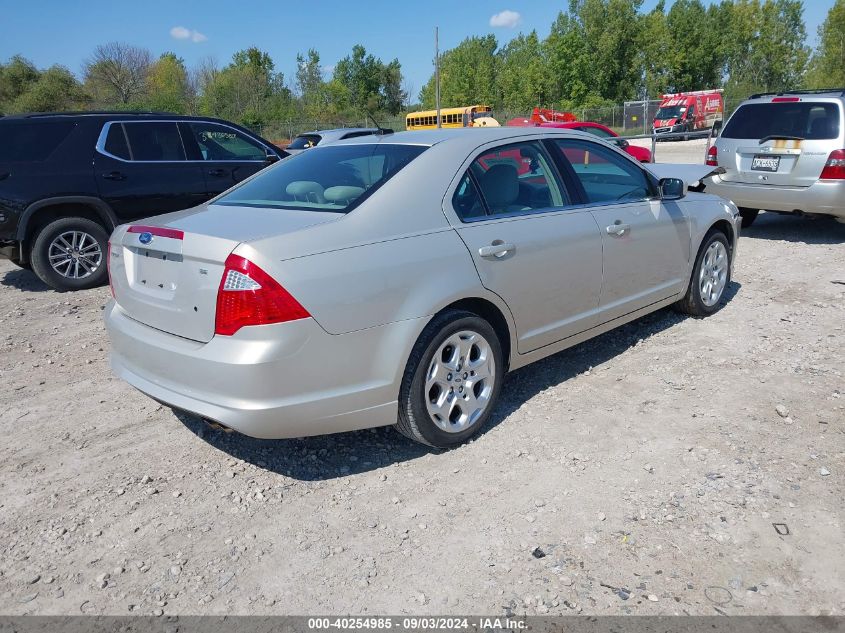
435, 26, 441, 129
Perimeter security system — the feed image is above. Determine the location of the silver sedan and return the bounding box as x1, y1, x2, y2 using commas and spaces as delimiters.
105, 128, 741, 448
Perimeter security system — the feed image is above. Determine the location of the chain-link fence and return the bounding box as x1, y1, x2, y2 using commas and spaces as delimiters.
249, 98, 749, 146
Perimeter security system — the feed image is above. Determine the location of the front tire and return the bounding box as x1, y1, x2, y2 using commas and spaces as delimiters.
738, 207, 759, 228
675, 230, 732, 317
396, 310, 504, 448
30, 217, 109, 291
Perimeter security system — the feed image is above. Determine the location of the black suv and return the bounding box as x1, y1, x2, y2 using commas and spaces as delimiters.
0, 112, 286, 290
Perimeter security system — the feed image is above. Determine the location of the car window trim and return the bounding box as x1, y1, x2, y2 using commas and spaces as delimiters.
95, 120, 274, 164
453, 139, 577, 224
549, 137, 658, 206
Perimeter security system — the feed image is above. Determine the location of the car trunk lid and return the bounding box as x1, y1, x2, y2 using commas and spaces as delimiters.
109, 205, 340, 342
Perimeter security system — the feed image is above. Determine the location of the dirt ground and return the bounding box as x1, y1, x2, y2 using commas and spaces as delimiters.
0, 140, 843, 616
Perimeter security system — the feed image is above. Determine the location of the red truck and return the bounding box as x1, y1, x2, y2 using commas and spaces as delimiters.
652, 89, 724, 137
506, 108, 652, 163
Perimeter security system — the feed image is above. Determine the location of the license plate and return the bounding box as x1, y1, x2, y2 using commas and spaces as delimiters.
751, 155, 780, 172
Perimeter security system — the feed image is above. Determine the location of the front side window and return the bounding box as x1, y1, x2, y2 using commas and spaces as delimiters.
123, 122, 185, 161
467, 141, 566, 216
554, 139, 651, 204
189, 122, 266, 160
216, 143, 426, 213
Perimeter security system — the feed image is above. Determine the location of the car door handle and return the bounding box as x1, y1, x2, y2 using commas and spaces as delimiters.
101, 171, 125, 181
606, 223, 631, 236
478, 242, 516, 258
208, 169, 227, 177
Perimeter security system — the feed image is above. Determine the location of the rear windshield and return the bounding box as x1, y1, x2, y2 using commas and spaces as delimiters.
0, 121, 75, 162
216, 143, 427, 213
286, 134, 321, 150
722, 102, 841, 140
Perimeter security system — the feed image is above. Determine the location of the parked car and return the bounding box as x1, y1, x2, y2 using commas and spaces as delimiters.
653, 89, 724, 138
105, 127, 740, 448
285, 128, 390, 156
0, 112, 286, 290
507, 115, 651, 162
703, 89, 845, 227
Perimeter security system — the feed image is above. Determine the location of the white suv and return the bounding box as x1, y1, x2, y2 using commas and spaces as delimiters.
704, 89, 845, 227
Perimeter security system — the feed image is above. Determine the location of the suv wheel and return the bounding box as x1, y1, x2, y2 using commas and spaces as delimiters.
738, 207, 759, 228
30, 217, 109, 291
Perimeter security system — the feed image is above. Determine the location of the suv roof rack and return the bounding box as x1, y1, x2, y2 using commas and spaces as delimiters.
13, 111, 180, 119
749, 88, 845, 99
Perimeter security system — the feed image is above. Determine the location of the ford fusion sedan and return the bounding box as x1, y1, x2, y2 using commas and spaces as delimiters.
105, 128, 740, 448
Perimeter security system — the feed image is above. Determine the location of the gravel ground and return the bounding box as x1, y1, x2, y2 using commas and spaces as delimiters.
0, 140, 843, 616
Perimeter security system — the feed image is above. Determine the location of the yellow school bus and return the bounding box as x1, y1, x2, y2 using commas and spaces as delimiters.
405, 105, 495, 130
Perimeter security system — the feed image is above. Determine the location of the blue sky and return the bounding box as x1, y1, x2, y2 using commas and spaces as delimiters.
1, 0, 834, 102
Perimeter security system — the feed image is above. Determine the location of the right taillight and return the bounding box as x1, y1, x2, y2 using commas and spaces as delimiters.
819, 149, 845, 180
706, 144, 719, 167
214, 254, 310, 336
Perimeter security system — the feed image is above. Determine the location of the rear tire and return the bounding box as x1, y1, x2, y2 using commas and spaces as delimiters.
675, 230, 732, 317
30, 217, 109, 291
738, 207, 759, 228
395, 310, 504, 448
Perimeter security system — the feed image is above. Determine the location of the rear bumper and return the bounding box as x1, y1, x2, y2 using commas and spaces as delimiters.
704, 176, 845, 218
105, 301, 425, 439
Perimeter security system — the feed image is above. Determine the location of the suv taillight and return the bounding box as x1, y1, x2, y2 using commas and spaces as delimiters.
107, 242, 115, 298
819, 149, 845, 180
706, 144, 719, 167
214, 254, 310, 336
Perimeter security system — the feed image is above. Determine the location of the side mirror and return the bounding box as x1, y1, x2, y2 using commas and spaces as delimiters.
659, 177, 685, 201
614, 138, 630, 149
265, 148, 280, 164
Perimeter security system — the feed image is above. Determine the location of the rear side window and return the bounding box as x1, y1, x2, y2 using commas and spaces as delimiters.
287, 134, 321, 150
103, 123, 130, 160
0, 122, 75, 162
466, 141, 566, 216
723, 102, 841, 140
216, 143, 426, 213
122, 122, 186, 161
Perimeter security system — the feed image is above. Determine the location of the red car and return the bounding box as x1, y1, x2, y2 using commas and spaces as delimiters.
506, 114, 652, 163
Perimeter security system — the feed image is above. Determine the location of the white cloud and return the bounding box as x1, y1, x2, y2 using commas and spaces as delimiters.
489, 10, 521, 28
170, 26, 207, 43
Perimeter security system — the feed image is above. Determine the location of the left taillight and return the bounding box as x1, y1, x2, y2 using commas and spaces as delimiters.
706, 144, 719, 167
214, 254, 310, 336
107, 242, 115, 298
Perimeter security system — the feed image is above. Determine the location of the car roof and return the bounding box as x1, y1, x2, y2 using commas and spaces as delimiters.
297, 127, 380, 137
330, 126, 599, 151
746, 88, 845, 103
0, 112, 248, 124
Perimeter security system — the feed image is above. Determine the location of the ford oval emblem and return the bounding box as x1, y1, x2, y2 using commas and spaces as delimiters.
138, 232, 153, 245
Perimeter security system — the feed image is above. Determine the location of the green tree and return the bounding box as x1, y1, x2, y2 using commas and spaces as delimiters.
11, 65, 89, 112
806, 0, 845, 88
666, 0, 724, 91
420, 35, 498, 108
381, 58, 406, 115
497, 31, 547, 111
333, 45, 384, 113
0, 55, 41, 110
146, 52, 190, 113
543, 11, 592, 105
295, 49, 326, 117
636, 1, 675, 98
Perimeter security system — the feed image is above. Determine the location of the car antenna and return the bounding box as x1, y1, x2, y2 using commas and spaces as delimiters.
366, 112, 392, 135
